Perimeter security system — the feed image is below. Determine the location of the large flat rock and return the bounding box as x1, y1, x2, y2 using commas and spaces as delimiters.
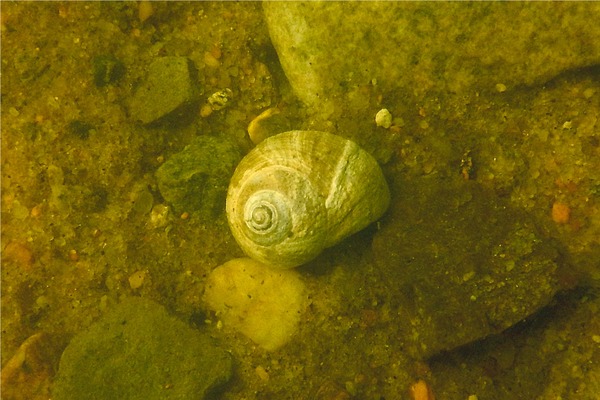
265, 2, 600, 115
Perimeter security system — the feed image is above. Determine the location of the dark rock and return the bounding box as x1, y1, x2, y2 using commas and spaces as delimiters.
129, 57, 199, 125
69, 185, 109, 213
430, 288, 600, 399
92, 55, 125, 87
155, 135, 241, 218
52, 297, 233, 400
67, 120, 95, 139
372, 175, 564, 358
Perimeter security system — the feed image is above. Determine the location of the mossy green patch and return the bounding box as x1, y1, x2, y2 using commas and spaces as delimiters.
155, 135, 241, 219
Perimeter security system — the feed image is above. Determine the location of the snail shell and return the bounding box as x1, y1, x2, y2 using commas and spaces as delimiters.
226, 130, 390, 268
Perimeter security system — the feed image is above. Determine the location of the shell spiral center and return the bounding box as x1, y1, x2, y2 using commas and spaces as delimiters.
243, 190, 292, 246
246, 201, 274, 232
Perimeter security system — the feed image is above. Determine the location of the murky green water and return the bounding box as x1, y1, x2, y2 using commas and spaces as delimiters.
2, 2, 599, 399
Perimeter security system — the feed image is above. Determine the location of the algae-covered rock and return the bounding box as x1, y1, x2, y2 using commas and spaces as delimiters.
130, 56, 199, 125
52, 297, 233, 400
156, 135, 241, 218
372, 176, 564, 358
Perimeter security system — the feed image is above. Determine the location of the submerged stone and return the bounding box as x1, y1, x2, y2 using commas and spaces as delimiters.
155, 135, 241, 218
264, 2, 600, 114
203, 257, 307, 351
130, 56, 199, 125
52, 297, 233, 400
372, 176, 564, 358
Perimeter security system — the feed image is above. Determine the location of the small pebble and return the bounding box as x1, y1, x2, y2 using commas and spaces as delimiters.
128, 270, 146, 289
207, 88, 233, 110
199, 103, 213, 117
462, 271, 475, 282
68, 249, 79, 262
551, 202, 570, 224
255, 365, 269, 381
203, 51, 220, 68
30, 204, 43, 217
149, 204, 170, 228
247, 107, 290, 144
3, 241, 33, 269
409, 379, 435, 400
138, 1, 154, 23
129, 57, 197, 124
375, 108, 392, 128
495, 83, 507, 92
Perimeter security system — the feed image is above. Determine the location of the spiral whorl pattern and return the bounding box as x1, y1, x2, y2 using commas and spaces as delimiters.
242, 190, 292, 246
226, 130, 390, 268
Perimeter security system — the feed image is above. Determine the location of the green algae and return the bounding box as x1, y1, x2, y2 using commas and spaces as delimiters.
155, 135, 241, 218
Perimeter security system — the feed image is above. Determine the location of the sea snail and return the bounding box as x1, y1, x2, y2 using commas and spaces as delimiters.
226, 130, 390, 268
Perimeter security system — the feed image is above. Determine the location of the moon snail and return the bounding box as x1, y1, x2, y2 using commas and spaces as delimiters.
226, 130, 390, 268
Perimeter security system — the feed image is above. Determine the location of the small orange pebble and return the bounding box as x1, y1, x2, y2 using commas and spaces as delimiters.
209, 43, 222, 60
180, 212, 189, 220
68, 249, 79, 262
551, 202, 571, 224
30, 204, 43, 218
200, 103, 213, 118
409, 379, 435, 400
